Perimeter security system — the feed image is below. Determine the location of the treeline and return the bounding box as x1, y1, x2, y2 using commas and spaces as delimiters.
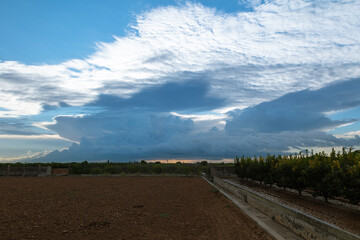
234, 148, 360, 204
67, 161, 210, 175
0, 161, 211, 176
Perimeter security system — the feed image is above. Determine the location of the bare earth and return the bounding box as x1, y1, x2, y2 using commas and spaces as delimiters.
0, 176, 273, 240
228, 178, 360, 235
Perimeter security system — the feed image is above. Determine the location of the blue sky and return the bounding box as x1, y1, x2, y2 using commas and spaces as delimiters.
0, 0, 359, 162
0, 0, 244, 64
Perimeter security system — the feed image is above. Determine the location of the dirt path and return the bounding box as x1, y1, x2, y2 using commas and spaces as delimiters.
0, 176, 273, 240
228, 178, 360, 235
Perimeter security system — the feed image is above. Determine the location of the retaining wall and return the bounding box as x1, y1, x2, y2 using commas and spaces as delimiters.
213, 176, 360, 240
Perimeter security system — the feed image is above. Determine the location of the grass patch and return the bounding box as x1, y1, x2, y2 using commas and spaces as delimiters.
158, 213, 170, 218
67, 192, 77, 197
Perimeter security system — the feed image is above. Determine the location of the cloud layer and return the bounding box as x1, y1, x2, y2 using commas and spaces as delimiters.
0, 0, 360, 161
36, 78, 360, 162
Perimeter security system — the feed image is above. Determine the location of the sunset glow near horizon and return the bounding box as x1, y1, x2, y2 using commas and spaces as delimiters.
0, 0, 360, 162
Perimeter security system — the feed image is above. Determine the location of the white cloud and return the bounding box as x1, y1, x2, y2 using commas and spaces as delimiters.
0, 134, 70, 140
335, 131, 360, 139
0, 134, 73, 161
0, 149, 55, 162
0, 0, 359, 118
170, 111, 224, 122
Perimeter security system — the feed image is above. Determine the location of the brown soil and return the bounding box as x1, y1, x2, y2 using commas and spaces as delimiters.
228, 178, 360, 235
0, 176, 273, 240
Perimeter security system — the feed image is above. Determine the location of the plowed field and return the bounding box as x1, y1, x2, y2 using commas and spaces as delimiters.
0, 177, 273, 240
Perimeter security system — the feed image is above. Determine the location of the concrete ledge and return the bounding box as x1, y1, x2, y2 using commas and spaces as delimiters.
214, 177, 360, 240
77, 174, 201, 177
204, 177, 304, 240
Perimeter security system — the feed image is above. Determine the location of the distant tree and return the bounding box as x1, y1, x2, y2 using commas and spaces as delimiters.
200, 161, 208, 166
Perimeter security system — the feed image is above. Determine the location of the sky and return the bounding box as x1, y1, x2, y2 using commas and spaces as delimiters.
0, 0, 359, 162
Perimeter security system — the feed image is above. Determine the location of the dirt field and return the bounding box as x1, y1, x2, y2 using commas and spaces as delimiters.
0, 176, 273, 240
229, 178, 360, 235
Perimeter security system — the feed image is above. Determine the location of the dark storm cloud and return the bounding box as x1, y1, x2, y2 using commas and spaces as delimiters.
91, 79, 227, 112
45, 80, 225, 142
226, 78, 360, 134
33, 78, 360, 162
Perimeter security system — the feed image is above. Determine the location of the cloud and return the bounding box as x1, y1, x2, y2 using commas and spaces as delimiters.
225, 78, 360, 134
42, 80, 221, 142
32, 78, 360, 162
0, 117, 47, 135
35, 129, 360, 162
154, 130, 360, 158
92, 78, 227, 112
0, 137, 71, 161
1, 0, 360, 118
1, 1, 360, 161
335, 131, 360, 139
0, 134, 67, 140
238, 0, 264, 9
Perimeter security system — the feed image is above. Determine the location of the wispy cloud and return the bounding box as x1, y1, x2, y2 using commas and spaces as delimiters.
0, 134, 69, 140
335, 131, 360, 139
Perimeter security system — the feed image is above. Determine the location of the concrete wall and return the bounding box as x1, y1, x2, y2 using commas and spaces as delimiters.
0, 166, 8, 176
51, 168, 69, 175
0, 165, 51, 176
210, 166, 236, 178
6, 166, 23, 176
214, 177, 360, 240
